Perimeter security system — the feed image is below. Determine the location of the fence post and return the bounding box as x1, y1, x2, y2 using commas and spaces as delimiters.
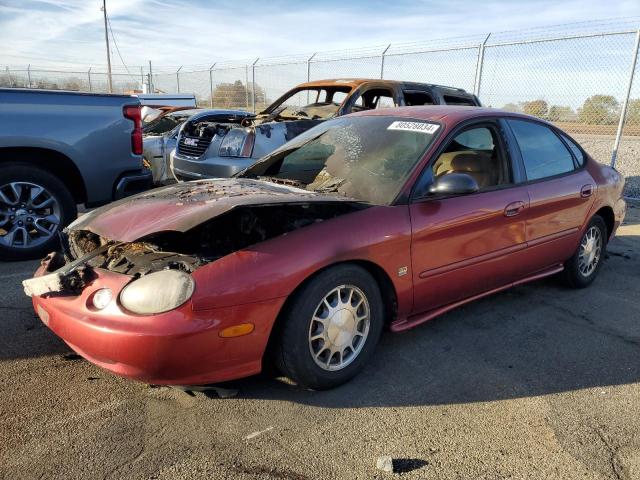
251, 58, 259, 113
306, 52, 317, 104
140, 66, 144, 91
87, 67, 92, 91
380, 44, 391, 79
148, 61, 153, 93
474, 33, 491, 97
27, 64, 32, 88
245, 65, 250, 109
307, 52, 317, 82
176, 66, 182, 93
209, 63, 216, 108
611, 28, 640, 168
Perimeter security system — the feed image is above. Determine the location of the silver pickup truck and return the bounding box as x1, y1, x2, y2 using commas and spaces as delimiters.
0, 88, 151, 260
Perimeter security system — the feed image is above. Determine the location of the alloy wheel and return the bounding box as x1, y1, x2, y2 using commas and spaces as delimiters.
578, 226, 602, 277
308, 284, 371, 372
0, 182, 61, 249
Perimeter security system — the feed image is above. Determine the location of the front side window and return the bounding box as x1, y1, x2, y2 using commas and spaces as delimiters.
507, 119, 575, 181
266, 86, 353, 120
430, 125, 511, 191
241, 116, 440, 205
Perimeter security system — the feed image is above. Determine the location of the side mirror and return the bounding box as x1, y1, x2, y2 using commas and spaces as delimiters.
427, 172, 480, 196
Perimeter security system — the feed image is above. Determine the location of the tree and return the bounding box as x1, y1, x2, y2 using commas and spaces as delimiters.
501, 103, 521, 113
625, 98, 640, 125
211, 80, 266, 109
579, 95, 619, 125
522, 99, 549, 118
547, 105, 575, 122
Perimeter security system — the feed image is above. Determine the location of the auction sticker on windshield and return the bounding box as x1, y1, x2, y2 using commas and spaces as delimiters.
387, 121, 439, 134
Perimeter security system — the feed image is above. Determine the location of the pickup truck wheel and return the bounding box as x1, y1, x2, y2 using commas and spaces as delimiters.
0, 164, 76, 261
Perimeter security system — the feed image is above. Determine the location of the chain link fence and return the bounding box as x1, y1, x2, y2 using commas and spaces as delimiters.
2, 22, 640, 196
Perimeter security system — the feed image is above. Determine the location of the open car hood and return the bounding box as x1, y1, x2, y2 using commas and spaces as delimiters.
69, 178, 356, 242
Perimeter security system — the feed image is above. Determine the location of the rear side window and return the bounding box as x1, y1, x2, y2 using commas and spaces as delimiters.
404, 90, 435, 106
507, 119, 575, 181
560, 133, 585, 166
442, 94, 476, 106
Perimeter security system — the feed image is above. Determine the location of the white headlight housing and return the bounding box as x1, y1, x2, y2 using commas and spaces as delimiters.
119, 270, 195, 315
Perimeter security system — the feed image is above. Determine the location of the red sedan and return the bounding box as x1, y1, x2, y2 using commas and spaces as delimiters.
24, 106, 626, 390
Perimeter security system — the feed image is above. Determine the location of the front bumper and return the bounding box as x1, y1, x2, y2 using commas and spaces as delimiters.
30, 261, 286, 385
171, 152, 257, 180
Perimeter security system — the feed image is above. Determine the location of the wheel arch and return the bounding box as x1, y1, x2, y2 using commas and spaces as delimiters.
0, 147, 87, 204
594, 205, 615, 240
263, 259, 399, 365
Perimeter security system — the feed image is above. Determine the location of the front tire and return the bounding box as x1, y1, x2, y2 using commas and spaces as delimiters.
274, 264, 384, 390
561, 215, 607, 288
0, 164, 76, 261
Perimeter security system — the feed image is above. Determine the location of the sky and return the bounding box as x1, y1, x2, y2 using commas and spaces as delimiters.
1, 0, 640, 71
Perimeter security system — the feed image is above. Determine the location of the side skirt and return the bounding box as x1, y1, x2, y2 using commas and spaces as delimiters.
390, 264, 564, 333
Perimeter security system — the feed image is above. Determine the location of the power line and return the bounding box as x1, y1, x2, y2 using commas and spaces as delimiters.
105, 10, 138, 83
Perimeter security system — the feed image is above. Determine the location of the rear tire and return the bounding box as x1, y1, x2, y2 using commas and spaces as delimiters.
561, 215, 607, 289
0, 163, 76, 261
274, 264, 384, 390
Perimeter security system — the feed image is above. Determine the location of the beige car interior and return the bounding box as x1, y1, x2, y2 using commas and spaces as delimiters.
432, 127, 508, 190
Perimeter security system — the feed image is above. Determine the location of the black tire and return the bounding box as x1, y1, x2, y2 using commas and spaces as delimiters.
274, 264, 384, 390
561, 215, 607, 289
0, 163, 76, 261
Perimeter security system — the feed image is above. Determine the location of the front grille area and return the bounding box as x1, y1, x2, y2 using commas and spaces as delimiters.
177, 135, 212, 158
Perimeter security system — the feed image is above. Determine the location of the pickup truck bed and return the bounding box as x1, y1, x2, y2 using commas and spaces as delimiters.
0, 88, 151, 259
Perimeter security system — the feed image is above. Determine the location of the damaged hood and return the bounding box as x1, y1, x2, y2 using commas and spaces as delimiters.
69, 178, 358, 242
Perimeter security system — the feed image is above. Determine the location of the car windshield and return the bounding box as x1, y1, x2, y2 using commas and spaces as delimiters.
240, 116, 440, 205
264, 86, 353, 120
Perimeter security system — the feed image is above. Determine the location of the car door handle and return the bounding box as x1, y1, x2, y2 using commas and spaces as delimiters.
504, 201, 526, 217
581, 184, 594, 198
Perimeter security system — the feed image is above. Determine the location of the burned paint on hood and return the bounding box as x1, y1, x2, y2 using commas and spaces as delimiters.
68, 178, 360, 242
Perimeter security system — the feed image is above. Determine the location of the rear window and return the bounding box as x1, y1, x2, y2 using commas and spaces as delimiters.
560, 133, 585, 166
507, 119, 576, 181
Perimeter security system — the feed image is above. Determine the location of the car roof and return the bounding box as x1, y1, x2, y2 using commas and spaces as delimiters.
347, 105, 550, 125
296, 78, 471, 94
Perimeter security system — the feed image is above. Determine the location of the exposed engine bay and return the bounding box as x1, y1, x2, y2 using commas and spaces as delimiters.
23, 202, 365, 296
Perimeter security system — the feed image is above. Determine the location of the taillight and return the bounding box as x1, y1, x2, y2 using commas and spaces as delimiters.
241, 130, 255, 157
123, 105, 143, 155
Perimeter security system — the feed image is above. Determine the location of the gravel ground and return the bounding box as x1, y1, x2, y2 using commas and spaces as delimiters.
0, 203, 639, 480
573, 134, 640, 197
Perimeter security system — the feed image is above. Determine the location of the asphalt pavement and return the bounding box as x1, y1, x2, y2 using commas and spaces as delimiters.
1, 203, 639, 480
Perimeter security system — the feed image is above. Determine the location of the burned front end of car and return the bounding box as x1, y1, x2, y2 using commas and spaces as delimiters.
22, 178, 368, 384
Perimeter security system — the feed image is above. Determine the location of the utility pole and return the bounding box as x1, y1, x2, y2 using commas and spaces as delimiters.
102, 0, 113, 93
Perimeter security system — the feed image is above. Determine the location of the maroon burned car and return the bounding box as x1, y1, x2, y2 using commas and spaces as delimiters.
24, 106, 626, 390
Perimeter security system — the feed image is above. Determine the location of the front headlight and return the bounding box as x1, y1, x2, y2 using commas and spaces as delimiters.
219, 128, 254, 157
119, 270, 195, 315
